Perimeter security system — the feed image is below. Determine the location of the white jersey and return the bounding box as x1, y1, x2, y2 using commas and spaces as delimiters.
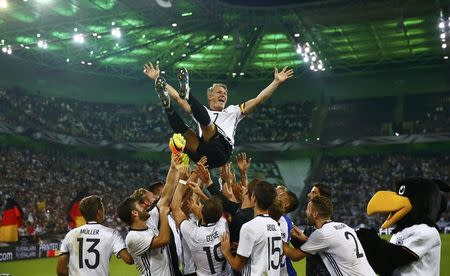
237, 214, 283, 276
126, 206, 174, 276
180, 217, 229, 276
126, 227, 174, 276
391, 224, 441, 276
300, 221, 376, 276
59, 222, 126, 276
196, 104, 245, 146
278, 216, 289, 276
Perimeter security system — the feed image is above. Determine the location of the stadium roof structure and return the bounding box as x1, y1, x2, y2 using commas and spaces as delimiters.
0, 0, 448, 80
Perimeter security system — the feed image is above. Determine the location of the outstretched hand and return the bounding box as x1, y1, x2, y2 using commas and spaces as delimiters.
274, 66, 294, 83
143, 62, 160, 80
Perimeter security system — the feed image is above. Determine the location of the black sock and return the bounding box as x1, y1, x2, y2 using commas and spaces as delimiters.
165, 107, 189, 134
187, 94, 211, 127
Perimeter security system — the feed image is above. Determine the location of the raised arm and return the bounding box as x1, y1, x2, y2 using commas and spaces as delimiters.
143, 62, 191, 113
236, 152, 251, 187
170, 168, 196, 228
241, 67, 293, 115
150, 205, 171, 249
158, 153, 183, 207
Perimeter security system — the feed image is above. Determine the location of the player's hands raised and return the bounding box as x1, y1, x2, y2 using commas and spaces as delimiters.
188, 181, 203, 197
195, 157, 213, 187
236, 152, 252, 173
220, 232, 231, 254
170, 153, 184, 169
274, 66, 294, 83
143, 62, 160, 80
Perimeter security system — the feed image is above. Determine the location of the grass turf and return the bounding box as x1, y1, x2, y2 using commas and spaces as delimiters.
1, 234, 448, 275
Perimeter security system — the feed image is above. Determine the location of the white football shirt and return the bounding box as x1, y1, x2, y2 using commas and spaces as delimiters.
180, 217, 229, 276
126, 227, 174, 276
279, 216, 289, 276
391, 224, 441, 276
59, 222, 126, 276
195, 104, 245, 146
237, 214, 283, 276
300, 221, 376, 276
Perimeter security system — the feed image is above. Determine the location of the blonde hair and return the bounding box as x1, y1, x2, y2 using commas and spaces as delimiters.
207, 83, 228, 96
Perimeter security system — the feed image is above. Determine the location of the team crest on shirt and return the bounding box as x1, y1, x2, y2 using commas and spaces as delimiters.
394, 235, 404, 245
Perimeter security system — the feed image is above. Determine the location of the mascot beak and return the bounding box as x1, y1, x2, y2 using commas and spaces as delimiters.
367, 191, 412, 229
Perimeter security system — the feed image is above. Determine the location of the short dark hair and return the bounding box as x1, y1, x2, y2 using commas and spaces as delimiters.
79, 195, 103, 222
117, 197, 138, 226
148, 182, 164, 196
285, 191, 299, 213
268, 198, 284, 221
314, 183, 332, 198
202, 196, 223, 224
246, 178, 261, 198
310, 195, 333, 219
253, 181, 276, 210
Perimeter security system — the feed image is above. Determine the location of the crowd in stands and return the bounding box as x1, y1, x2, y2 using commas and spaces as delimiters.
0, 89, 312, 143
312, 153, 450, 229
0, 146, 167, 238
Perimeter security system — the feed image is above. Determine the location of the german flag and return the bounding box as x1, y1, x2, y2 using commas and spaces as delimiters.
67, 189, 87, 229
0, 197, 23, 242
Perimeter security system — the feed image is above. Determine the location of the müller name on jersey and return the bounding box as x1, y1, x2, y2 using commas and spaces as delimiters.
79, 228, 100, 235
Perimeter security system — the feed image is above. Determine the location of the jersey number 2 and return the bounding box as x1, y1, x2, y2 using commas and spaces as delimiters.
344, 232, 364, 258
77, 238, 100, 269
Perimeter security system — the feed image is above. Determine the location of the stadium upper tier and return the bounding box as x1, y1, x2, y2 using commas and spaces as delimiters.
0, 88, 448, 144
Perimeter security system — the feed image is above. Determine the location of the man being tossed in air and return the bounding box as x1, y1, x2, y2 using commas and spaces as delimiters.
143, 63, 293, 168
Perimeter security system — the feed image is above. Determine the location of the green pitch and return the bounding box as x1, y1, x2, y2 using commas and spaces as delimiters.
1, 235, 449, 275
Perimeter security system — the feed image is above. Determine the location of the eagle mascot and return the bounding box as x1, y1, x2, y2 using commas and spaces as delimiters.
356, 177, 449, 276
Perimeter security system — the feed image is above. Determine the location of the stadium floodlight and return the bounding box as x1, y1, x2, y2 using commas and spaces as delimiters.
37, 40, 48, 49
73, 33, 84, 43
0, 0, 8, 9
304, 45, 310, 53
318, 61, 324, 70
111, 27, 121, 38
